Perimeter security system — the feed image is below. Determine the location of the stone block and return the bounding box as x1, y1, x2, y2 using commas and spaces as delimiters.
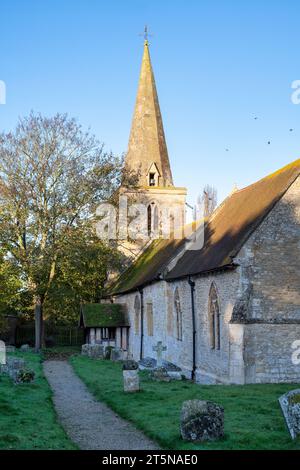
123, 369, 140, 392
279, 389, 300, 439
180, 399, 224, 442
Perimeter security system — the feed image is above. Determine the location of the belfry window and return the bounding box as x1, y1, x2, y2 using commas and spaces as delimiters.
147, 163, 160, 187
209, 283, 220, 350
149, 172, 156, 186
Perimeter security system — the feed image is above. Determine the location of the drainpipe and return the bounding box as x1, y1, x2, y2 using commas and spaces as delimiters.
139, 288, 144, 360
188, 276, 196, 381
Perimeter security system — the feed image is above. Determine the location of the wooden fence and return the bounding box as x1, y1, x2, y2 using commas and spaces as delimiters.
15, 323, 84, 347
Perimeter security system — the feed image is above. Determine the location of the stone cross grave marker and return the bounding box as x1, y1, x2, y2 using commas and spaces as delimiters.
153, 341, 167, 368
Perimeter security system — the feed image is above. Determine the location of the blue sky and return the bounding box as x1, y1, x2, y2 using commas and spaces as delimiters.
1, 0, 300, 205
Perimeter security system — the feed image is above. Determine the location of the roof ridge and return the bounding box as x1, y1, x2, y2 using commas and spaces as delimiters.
233, 158, 300, 194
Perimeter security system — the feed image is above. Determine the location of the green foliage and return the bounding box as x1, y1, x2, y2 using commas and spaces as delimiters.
43, 228, 124, 325
16, 368, 35, 384
0, 113, 127, 335
81, 303, 128, 327
71, 356, 300, 450
0, 249, 23, 332
0, 351, 76, 449
289, 394, 300, 405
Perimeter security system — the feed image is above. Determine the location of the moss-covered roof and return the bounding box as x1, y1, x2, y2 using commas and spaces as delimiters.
167, 158, 300, 280
79, 303, 129, 327
110, 158, 300, 294
109, 237, 186, 295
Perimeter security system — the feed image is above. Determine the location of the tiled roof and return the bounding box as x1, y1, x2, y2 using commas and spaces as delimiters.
111, 159, 300, 294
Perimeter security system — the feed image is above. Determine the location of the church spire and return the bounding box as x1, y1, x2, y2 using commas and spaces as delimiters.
125, 35, 173, 187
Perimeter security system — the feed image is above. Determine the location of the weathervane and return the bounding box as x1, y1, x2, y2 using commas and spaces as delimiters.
139, 25, 153, 44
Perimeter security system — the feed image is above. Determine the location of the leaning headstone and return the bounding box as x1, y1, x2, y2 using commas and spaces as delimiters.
20, 344, 31, 352
122, 360, 139, 392
5, 345, 15, 353
139, 357, 156, 370
166, 370, 182, 380
279, 389, 300, 439
150, 366, 171, 382
163, 360, 182, 380
180, 400, 224, 442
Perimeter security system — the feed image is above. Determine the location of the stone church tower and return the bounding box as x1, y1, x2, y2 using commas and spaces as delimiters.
120, 38, 187, 257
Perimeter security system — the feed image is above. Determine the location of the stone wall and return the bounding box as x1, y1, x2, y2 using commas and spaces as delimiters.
235, 175, 300, 383
191, 270, 240, 384
115, 268, 240, 383
114, 176, 300, 385
243, 323, 300, 383
237, 175, 300, 322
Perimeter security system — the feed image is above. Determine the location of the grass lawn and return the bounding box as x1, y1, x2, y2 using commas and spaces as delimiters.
71, 355, 300, 450
0, 351, 76, 450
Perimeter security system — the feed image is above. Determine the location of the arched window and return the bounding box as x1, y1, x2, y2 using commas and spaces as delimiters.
147, 203, 158, 237
146, 302, 154, 336
174, 287, 183, 341
134, 295, 140, 335
153, 205, 159, 233
147, 204, 152, 237
209, 283, 220, 350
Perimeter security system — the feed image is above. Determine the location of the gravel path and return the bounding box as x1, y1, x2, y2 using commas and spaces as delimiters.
44, 360, 159, 450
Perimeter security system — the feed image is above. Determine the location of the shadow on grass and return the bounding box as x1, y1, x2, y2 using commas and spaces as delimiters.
70, 355, 300, 451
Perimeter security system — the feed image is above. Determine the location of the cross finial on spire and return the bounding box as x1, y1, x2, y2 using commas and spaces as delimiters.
139, 25, 152, 44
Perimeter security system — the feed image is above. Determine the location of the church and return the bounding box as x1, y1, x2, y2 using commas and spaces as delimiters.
98, 37, 300, 385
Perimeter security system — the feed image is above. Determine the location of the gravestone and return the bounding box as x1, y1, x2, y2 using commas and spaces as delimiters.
20, 344, 31, 352
122, 360, 139, 392
81, 343, 104, 359
139, 357, 182, 379
81, 344, 89, 356
180, 399, 224, 442
111, 347, 122, 361
152, 341, 167, 368
279, 389, 300, 439
150, 367, 171, 382
0, 340, 6, 366
138, 357, 156, 369
0, 356, 34, 384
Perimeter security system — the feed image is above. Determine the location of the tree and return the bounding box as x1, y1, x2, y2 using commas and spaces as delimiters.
201, 184, 217, 218
0, 250, 22, 332
43, 226, 124, 325
0, 113, 124, 350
